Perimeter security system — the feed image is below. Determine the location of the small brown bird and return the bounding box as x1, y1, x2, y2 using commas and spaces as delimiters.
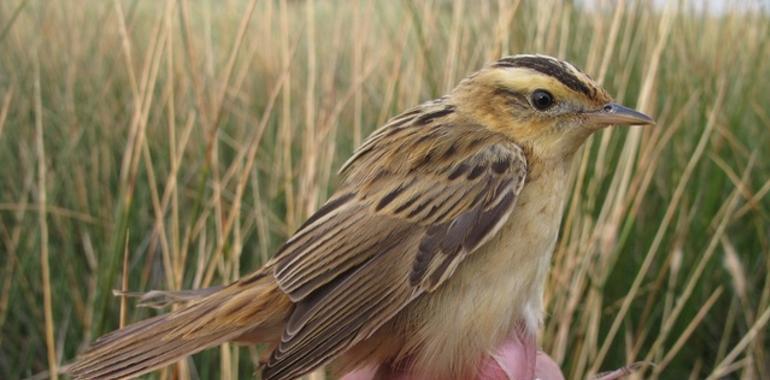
70, 54, 653, 380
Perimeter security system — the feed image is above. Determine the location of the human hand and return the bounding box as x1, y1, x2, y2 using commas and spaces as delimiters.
341, 332, 565, 380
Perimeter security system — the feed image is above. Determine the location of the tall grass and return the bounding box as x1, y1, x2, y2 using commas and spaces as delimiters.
1, 0, 769, 379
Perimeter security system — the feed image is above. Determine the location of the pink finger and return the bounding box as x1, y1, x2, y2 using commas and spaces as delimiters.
341, 331, 565, 380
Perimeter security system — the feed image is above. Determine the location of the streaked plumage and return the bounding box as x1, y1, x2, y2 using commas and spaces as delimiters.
69, 54, 653, 380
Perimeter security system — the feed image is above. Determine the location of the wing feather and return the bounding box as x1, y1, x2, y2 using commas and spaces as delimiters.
264, 103, 528, 380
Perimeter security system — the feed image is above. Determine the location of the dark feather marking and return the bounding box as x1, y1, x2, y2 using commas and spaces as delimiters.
387, 113, 420, 127
275, 212, 363, 276
492, 159, 510, 174
464, 191, 515, 250
492, 61, 516, 68
448, 163, 469, 180
272, 226, 321, 261
347, 144, 377, 167
470, 180, 494, 205
181, 303, 231, 334
411, 194, 487, 286
411, 150, 434, 172
376, 184, 409, 211
496, 56, 593, 98
427, 255, 454, 288
466, 138, 484, 150
407, 198, 431, 218
369, 169, 391, 185
422, 210, 480, 288
390, 108, 422, 121
441, 208, 480, 255
382, 115, 428, 139
284, 230, 371, 286
285, 252, 375, 336
238, 299, 275, 321
493, 177, 515, 198
414, 131, 436, 145
411, 225, 447, 285
297, 193, 356, 231
443, 143, 457, 158
353, 126, 416, 170
422, 187, 463, 224
413, 126, 445, 146
467, 164, 487, 180
422, 204, 442, 221
277, 214, 337, 257
393, 193, 421, 214
493, 87, 529, 108
414, 106, 455, 125
410, 253, 433, 286
287, 237, 382, 302
277, 223, 348, 271
432, 187, 475, 223
366, 148, 389, 165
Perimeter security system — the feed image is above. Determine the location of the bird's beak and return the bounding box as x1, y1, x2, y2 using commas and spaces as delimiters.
584, 103, 655, 126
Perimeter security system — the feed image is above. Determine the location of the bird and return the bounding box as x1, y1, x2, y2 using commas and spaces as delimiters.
69, 54, 654, 380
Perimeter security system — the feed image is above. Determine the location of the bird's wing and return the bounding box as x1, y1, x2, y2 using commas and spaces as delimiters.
264, 106, 528, 380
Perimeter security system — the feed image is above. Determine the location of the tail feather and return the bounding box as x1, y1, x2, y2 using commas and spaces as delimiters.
69, 271, 291, 379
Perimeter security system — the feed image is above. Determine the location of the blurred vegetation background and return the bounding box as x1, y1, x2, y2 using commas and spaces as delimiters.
1, 0, 769, 379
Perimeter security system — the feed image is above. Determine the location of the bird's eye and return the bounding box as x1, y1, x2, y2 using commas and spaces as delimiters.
531, 89, 554, 110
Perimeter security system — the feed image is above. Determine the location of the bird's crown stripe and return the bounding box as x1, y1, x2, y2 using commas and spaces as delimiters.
493, 55, 595, 98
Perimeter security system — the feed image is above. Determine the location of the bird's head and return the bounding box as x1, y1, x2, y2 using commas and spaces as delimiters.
451, 54, 654, 160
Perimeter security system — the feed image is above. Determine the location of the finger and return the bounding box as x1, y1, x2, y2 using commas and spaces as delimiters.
340, 366, 378, 380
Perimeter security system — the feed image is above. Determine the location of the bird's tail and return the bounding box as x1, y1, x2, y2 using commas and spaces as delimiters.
69, 269, 292, 379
